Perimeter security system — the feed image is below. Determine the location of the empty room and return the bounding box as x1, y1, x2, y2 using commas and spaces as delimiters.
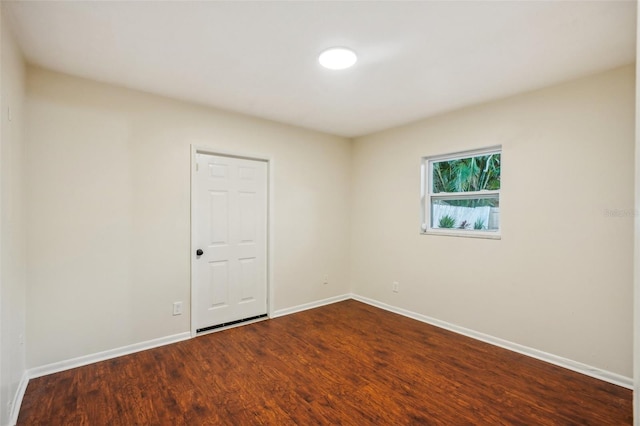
1, 1, 638, 425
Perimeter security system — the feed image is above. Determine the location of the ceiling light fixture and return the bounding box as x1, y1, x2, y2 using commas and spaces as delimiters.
318, 47, 357, 70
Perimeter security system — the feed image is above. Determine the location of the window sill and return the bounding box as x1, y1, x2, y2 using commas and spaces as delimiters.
421, 229, 501, 240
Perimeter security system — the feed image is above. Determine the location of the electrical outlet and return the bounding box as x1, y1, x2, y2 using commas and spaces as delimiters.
323, 275, 329, 285
173, 301, 183, 316
392, 281, 399, 293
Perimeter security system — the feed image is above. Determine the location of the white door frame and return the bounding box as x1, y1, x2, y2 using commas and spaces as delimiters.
190, 145, 274, 337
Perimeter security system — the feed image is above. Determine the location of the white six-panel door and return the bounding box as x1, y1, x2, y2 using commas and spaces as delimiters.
193, 153, 268, 332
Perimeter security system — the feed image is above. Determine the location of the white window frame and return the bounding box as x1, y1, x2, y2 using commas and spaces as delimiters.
421, 146, 501, 239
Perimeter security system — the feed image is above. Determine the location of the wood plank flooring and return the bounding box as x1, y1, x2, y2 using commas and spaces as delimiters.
18, 300, 632, 425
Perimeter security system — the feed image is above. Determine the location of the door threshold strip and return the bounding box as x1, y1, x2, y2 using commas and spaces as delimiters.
197, 313, 268, 334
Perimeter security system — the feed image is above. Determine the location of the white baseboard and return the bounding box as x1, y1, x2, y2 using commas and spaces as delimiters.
8, 371, 29, 426
28, 332, 191, 380
272, 294, 351, 318
352, 294, 633, 390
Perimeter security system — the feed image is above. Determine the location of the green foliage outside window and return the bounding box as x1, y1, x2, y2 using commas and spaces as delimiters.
438, 215, 456, 228
432, 154, 500, 208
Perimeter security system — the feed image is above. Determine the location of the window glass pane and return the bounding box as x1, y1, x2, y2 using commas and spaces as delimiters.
431, 196, 499, 230
432, 153, 500, 193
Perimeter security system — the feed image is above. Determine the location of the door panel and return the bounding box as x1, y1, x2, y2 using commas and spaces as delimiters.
194, 153, 268, 331
209, 261, 229, 308
239, 257, 257, 302
209, 191, 229, 244
238, 192, 257, 242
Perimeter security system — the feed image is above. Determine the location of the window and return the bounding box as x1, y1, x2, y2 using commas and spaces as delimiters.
421, 146, 501, 238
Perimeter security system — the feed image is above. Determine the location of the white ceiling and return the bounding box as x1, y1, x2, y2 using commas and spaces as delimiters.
4, 1, 637, 138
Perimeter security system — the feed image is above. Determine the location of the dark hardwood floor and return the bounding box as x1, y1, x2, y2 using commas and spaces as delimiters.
18, 300, 631, 425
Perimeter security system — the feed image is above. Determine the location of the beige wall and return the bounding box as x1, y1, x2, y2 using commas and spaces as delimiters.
0, 5, 27, 424
25, 67, 352, 368
351, 65, 635, 377
20, 56, 637, 382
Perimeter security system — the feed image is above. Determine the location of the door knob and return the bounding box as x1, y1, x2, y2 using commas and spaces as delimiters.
196, 249, 203, 256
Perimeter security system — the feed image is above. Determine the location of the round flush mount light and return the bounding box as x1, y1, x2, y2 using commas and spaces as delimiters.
318, 47, 357, 70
